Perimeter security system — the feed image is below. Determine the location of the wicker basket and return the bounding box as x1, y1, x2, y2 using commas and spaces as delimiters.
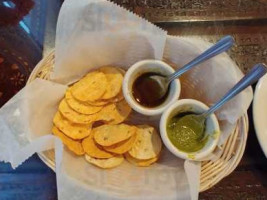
27, 50, 248, 192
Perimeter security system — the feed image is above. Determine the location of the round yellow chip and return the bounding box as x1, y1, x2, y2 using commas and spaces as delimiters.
99, 66, 124, 100
52, 126, 84, 156
86, 90, 124, 107
103, 132, 137, 154
86, 100, 110, 107
85, 154, 124, 169
125, 152, 159, 167
109, 100, 132, 124
95, 103, 117, 122
128, 125, 162, 160
65, 89, 103, 115
117, 67, 126, 75
82, 133, 114, 159
108, 90, 124, 103
96, 100, 131, 124
70, 71, 107, 102
53, 111, 92, 140
59, 99, 96, 124
93, 124, 136, 146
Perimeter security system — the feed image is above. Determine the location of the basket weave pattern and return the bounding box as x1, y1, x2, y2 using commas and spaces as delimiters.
27, 50, 248, 192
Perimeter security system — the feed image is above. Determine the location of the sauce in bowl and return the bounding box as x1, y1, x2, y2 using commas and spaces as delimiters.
132, 72, 169, 108
167, 112, 208, 153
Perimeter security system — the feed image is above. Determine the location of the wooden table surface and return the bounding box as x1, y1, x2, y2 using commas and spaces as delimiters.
0, 0, 267, 199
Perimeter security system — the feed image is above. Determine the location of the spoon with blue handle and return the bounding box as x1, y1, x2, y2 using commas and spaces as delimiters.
150, 35, 234, 99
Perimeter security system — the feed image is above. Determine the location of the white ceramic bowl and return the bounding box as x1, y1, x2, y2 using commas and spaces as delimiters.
123, 60, 181, 116
160, 99, 220, 161
253, 74, 267, 157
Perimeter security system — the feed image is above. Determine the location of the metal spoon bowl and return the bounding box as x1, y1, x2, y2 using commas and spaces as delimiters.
180, 63, 267, 136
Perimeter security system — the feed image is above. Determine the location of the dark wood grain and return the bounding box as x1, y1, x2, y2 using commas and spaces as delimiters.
157, 20, 267, 74
112, 0, 267, 22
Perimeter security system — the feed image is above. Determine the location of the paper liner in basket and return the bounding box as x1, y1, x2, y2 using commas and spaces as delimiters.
53, 0, 167, 84
0, 0, 253, 200
163, 36, 253, 160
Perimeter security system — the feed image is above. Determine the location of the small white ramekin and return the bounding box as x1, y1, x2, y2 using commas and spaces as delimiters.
160, 99, 220, 161
123, 60, 181, 116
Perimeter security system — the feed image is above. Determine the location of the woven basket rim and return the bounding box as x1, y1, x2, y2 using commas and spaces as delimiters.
27, 50, 249, 193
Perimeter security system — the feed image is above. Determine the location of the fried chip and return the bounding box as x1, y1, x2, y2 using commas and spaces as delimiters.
95, 103, 116, 122
82, 133, 114, 159
128, 125, 162, 160
108, 90, 124, 103
99, 66, 123, 100
59, 99, 96, 124
86, 99, 110, 107
85, 154, 124, 169
86, 91, 123, 107
117, 67, 126, 75
65, 89, 103, 115
96, 100, 131, 124
103, 132, 137, 154
53, 111, 92, 140
52, 126, 84, 155
109, 100, 132, 124
124, 152, 159, 167
85, 67, 125, 106
71, 71, 107, 102
94, 124, 136, 146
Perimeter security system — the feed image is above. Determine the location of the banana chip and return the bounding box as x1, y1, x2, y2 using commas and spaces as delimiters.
128, 125, 162, 160
103, 132, 137, 154
53, 111, 91, 140
65, 89, 103, 115
94, 124, 136, 146
125, 152, 159, 167
99, 66, 123, 100
85, 154, 124, 169
59, 99, 96, 124
52, 126, 84, 155
71, 71, 107, 102
82, 133, 114, 159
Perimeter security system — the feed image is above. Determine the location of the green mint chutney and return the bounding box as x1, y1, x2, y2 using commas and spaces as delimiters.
167, 112, 208, 153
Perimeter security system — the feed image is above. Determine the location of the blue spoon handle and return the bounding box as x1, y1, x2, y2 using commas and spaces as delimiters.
167, 35, 234, 83
203, 63, 267, 118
